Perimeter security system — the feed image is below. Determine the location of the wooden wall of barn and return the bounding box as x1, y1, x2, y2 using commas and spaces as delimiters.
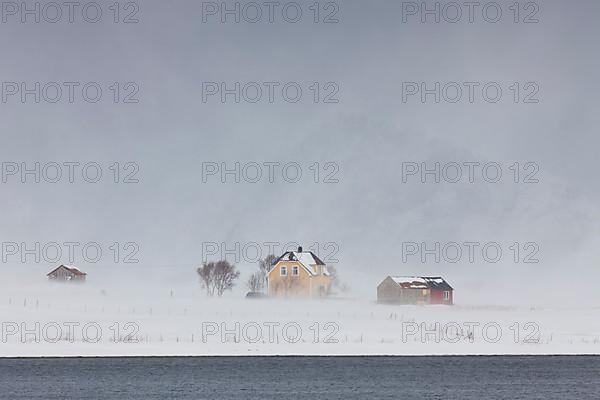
377, 278, 431, 304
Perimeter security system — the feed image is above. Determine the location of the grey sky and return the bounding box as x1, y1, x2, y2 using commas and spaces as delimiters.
1, 0, 599, 304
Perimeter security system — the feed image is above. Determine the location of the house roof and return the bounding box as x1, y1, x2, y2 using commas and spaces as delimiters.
275, 250, 327, 276
389, 276, 453, 290
47, 264, 87, 276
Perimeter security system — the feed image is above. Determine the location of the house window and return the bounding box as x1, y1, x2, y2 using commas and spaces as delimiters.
292, 266, 299, 276
280, 266, 287, 276
443, 291, 450, 300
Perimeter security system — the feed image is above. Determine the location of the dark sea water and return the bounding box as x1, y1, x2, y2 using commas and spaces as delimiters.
0, 356, 598, 399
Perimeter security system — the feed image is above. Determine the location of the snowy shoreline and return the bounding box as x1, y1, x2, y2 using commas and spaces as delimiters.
2, 270, 599, 357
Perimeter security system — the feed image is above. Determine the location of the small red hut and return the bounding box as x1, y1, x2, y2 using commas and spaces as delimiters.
47, 265, 87, 282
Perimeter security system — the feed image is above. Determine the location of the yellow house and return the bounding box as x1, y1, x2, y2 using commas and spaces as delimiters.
267, 246, 332, 298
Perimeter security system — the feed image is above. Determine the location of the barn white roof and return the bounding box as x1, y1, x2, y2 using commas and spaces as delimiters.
390, 276, 429, 288
389, 276, 452, 290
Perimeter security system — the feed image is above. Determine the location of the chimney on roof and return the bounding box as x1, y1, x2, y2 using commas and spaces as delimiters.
297, 246, 303, 253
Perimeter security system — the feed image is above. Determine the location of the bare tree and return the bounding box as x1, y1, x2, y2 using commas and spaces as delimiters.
324, 265, 349, 295
197, 260, 240, 297
246, 270, 265, 293
213, 260, 241, 296
258, 254, 278, 274
258, 254, 277, 290
197, 262, 215, 296
327, 265, 338, 286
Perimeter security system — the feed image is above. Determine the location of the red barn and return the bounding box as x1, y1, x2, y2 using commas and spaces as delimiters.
47, 265, 87, 282
377, 276, 453, 305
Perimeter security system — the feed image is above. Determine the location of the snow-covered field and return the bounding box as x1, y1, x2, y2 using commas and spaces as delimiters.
1, 270, 599, 357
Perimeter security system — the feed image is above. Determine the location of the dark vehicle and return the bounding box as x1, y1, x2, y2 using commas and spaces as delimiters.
245, 292, 267, 299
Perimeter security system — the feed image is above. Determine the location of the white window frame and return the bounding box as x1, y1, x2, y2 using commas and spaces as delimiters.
280, 266, 287, 276
443, 291, 450, 300
292, 266, 299, 276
